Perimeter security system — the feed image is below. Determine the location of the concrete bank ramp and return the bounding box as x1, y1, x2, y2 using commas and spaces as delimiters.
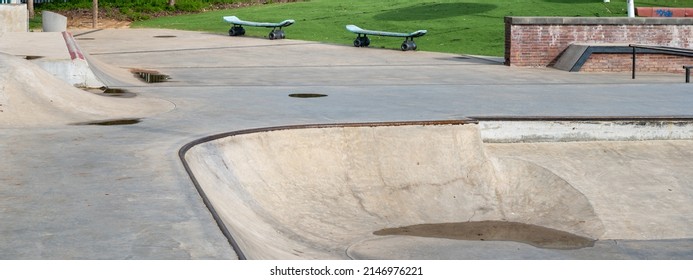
0, 52, 172, 128
183, 121, 605, 259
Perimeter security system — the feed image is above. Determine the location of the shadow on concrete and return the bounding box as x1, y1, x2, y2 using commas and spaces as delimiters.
374, 3, 497, 21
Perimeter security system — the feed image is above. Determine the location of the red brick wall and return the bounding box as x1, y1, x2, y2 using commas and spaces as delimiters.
505, 17, 693, 71
581, 54, 693, 73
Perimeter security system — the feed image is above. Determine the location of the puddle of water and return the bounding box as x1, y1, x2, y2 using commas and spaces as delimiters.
73, 118, 141, 126
131, 69, 169, 83
374, 221, 595, 249
84, 87, 136, 98
289, 93, 328, 98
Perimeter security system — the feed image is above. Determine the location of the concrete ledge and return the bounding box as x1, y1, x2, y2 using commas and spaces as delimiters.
475, 116, 693, 143
505, 16, 693, 25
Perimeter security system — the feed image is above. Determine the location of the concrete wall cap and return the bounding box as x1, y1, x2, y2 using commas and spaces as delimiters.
505, 16, 693, 25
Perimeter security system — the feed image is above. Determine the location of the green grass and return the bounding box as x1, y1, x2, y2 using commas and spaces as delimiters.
133, 0, 693, 56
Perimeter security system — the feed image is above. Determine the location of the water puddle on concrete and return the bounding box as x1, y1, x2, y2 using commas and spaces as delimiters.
374, 221, 595, 249
73, 118, 141, 126
289, 93, 328, 98
85, 87, 136, 98
131, 69, 170, 83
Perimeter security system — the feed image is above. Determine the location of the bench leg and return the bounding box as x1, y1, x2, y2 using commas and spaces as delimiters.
686, 67, 691, 83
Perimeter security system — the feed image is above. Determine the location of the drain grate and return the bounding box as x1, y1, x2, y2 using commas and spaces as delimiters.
131, 69, 169, 83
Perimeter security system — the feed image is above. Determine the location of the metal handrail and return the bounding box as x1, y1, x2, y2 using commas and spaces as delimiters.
629, 44, 693, 81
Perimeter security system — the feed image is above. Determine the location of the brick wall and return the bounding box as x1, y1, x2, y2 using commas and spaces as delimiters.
505, 17, 693, 72
581, 53, 693, 73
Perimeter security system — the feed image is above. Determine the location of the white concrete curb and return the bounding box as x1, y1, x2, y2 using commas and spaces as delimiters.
478, 119, 693, 143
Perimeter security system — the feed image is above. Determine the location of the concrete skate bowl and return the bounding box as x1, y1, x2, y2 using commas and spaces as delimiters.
180, 121, 604, 259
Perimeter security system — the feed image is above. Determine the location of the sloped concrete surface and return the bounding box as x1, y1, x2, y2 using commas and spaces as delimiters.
0, 32, 106, 87
486, 140, 693, 241
0, 52, 173, 127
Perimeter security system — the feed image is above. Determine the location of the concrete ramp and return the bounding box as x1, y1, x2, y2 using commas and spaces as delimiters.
83, 51, 147, 87
553, 44, 634, 72
553, 44, 589, 71
182, 121, 605, 259
0, 32, 103, 88
0, 52, 173, 128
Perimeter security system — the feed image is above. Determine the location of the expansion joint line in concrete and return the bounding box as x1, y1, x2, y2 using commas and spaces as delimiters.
88, 42, 317, 56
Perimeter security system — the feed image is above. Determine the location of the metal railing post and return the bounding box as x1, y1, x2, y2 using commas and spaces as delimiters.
632, 46, 636, 79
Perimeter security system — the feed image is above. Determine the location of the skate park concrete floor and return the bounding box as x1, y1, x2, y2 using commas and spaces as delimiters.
1, 28, 693, 259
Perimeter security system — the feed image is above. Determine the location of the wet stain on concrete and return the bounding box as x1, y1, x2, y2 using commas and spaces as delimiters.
289, 93, 328, 98
73, 118, 141, 126
374, 221, 595, 249
85, 87, 136, 98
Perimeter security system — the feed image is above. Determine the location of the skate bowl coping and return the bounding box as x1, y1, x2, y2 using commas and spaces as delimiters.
180, 120, 605, 259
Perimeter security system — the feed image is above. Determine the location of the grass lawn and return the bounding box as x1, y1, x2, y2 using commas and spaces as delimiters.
133, 0, 693, 56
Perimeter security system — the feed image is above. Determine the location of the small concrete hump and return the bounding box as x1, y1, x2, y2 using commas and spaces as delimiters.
0, 52, 172, 128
